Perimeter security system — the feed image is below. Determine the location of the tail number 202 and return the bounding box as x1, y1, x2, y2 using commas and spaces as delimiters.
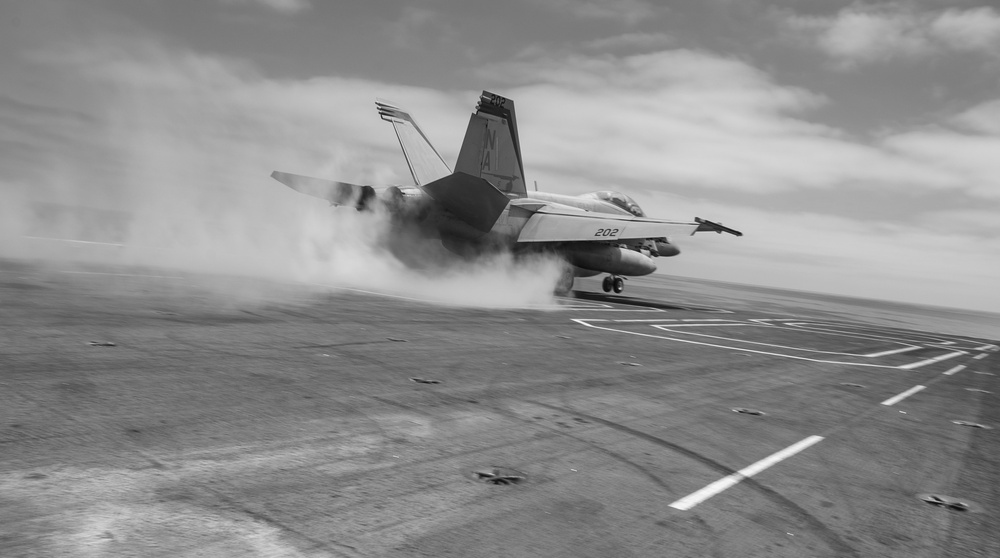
595, 228, 619, 237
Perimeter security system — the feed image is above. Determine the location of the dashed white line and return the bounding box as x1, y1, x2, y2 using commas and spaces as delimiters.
943, 365, 966, 376
974, 345, 996, 351
864, 346, 921, 358
881, 385, 926, 406
973, 354, 988, 360
669, 436, 825, 511
899, 351, 965, 370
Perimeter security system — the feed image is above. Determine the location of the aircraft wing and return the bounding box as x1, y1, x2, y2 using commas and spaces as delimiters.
270, 171, 377, 209
516, 207, 700, 243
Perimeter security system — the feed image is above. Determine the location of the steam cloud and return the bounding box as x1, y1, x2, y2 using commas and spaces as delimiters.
0, 40, 563, 308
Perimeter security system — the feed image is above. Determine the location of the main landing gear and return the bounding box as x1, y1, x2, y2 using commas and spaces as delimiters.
602, 275, 625, 294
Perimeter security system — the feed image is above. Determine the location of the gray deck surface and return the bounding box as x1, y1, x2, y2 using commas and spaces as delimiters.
2, 260, 997, 557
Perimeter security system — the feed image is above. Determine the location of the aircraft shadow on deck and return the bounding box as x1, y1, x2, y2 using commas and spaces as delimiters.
569, 290, 726, 313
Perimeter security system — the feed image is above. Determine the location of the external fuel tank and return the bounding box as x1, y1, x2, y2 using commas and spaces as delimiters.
561, 245, 656, 276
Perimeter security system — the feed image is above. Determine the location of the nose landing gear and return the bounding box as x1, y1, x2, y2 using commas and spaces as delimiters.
601, 275, 626, 294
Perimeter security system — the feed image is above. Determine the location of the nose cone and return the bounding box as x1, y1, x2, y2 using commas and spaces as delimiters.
655, 240, 681, 257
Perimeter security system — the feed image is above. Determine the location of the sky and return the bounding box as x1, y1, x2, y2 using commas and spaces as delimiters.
1, 0, 999, 312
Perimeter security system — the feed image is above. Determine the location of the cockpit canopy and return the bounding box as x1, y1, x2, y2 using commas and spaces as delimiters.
582, 191, 646, 217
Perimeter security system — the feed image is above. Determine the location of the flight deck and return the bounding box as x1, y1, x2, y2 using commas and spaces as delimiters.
1, 260, 997, 557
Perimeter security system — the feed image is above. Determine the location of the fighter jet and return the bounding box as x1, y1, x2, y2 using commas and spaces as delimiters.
272, 91, 741, 294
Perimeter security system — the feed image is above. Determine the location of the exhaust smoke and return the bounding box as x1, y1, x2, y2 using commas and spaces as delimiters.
0, 41, 563, 308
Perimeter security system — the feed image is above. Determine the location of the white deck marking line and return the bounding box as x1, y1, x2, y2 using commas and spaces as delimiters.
24, 236, 124, 247
881, 385, 926, 406
899, 351, 965, 370
651, 325, 893, 357
943, 365, 966, 376
782, 323, 948, 346
572, 320, 901, 369
613, 318, 680, 322
60, 271, 183, 279
974, 344, 996, 351
770, 320, 983, 350
775, 321, 942, 344
669, 435, 825, 511
682, 318, 729, 322
658, 323, 755, 327
613, 318, 740, 323
973, 354, 988, 360
779, 320, 962, 343
864, 346, 922, 358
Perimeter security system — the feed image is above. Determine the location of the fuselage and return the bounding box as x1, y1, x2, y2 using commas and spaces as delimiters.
386, 186, 678, 277
486, 191, 665, 277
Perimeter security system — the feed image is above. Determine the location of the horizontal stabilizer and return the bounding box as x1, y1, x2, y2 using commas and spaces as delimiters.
421, 172, 510, 234
271, 171, 376, 209
694, 217, 743, 237
518, 209, 700, 243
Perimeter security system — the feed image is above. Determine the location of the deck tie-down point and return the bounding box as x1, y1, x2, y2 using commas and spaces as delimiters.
918, 493, 979, 512
472, 467, 526, 485
952, 420, 991, 429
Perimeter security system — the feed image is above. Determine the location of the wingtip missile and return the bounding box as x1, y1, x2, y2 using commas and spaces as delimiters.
694, 217, 743, 237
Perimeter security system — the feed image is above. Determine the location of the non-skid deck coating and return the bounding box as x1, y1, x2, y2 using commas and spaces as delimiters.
1, 260, 998, 557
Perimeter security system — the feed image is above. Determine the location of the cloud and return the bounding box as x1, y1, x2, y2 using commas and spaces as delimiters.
219, 0, 311, 15
477, 49, 996, 200
468, 44, 1000, 311
783, 4, 1000, 66
583, 32, 676, 52
384, 6, 461, 51
526, 0, 662, 26
882, 126, 1000, 201
952, 98, 1000, 134
931, 6, 1000, 51
637, 194, 1000, 313
4, 17, 999, 312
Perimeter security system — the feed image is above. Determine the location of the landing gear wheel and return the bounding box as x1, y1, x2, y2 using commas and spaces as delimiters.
602, 276, 613, 293
612, 277, 625, 294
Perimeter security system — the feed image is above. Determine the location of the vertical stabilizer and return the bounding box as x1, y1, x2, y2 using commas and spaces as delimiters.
376, 99, 452, 186
455, 91, 527, 198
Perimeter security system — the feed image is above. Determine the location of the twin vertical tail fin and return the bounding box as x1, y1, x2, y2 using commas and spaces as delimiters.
455, 91, 528, 198
376, 99, 452, 186
372, 91, 526, 236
